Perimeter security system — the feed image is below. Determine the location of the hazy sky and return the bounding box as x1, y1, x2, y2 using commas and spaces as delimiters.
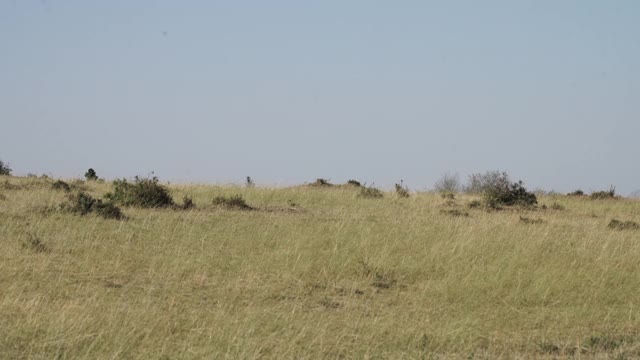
2, 1, 639, 193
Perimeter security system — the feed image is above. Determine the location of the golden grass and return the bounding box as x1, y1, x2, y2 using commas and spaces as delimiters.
1, 175, 640, 358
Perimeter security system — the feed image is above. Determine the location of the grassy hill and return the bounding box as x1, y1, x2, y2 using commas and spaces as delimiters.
1, 175, 639, 359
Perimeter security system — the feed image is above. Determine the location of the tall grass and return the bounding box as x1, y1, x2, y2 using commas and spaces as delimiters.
0, 176, 639, 358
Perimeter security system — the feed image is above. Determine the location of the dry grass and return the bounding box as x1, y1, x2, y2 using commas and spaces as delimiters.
1, 175, 640, 358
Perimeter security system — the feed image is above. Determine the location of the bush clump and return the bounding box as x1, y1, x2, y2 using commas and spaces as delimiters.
309, 178, 333, 187
0, 160, 11, 176
51, 180, 71, 192
395, 181, 409, 198
179, 196, 196, 210
358, 185, 383, 199
465, 171, 510, 194
591, 186, 618, 200
104, 176, 174, 208
608, 219, 640, 231
61, 192, 124, 220
567, 189, 585, 196
483, 180, 537, 208
84, 168, 98, 181
347, 179, 362, 187
212, 195, 253, 210
434, 173, 461, 193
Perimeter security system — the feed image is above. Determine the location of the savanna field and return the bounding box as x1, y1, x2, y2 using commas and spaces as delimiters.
1, 175, 640, 359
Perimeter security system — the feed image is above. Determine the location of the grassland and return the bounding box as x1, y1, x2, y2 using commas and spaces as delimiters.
1, 175, 640, 359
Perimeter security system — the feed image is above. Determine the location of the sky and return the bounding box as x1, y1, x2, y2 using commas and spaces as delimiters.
1, 1, 639, 193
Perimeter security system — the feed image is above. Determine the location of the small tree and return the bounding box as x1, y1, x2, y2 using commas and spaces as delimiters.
434, 173, 461, 193
84, 168, 98, 181
465, 171, 510, 194
0, 160, 11, 176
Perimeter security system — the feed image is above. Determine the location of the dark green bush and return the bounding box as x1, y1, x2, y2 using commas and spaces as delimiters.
51, 180, 71, 192
92, 200, 125, 220
61, 192, 124, 220
212, 195, 253, 210
358, 185, 383, 199
0, 160, 11, 176
84, 168, 98, 181
104, 176, 174, 208
483, 180, 537, 209
591, 186, 617, 200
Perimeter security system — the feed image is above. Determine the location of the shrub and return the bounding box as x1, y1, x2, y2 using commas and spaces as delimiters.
178, 196, 196, 210
608, 219, 640, 231
467, 200, 482, 209
395, 181, 409, 198
22, 232, 48, 253
347, 179, 362, 187
309, 178, 333, 187
0, 160, 11, 176
483, 180, 537, 209
212, 195, 253, 210
358, 185, 383, 199
51, 180, 71, 192
84, 168, 98, 181
591, 186, 617, 200
551, 202, 564, 210
61, 192, 124, 220
92, 201, 125, 220
105, 176, 174, 208
434, 173, 461, 193
567, 189, 585, 196
465, 171, 510, 194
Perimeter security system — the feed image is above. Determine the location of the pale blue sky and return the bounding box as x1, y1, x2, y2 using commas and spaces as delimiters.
2, 1, 639, 193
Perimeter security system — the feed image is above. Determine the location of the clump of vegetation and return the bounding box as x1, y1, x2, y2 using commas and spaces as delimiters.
482, 180, 537, 209
358, 260, 397, 289
212, 195, 253, 210
309, 178, 333, 187
591, 186, 618, 200
550, 202, 565, 210
22, 232, 48, 253
61, 192, 124, 220
347, 179, 362, 187
51, 180, 71, 192
358, 184, 383, 199
519, 216, 545, 224
104, 176, 174, 208
434, 173, 461, 193
395, 181, 409, 198
84, 168, 98, 181
465, 170, 510, 194
178, 196, 196, 210
467, 200, 482, 209
567, 189, 585, 196
440, 209, 469, 217
245, 176, 254, 188
608, 219, 640, 231
0, 160, 12, 176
